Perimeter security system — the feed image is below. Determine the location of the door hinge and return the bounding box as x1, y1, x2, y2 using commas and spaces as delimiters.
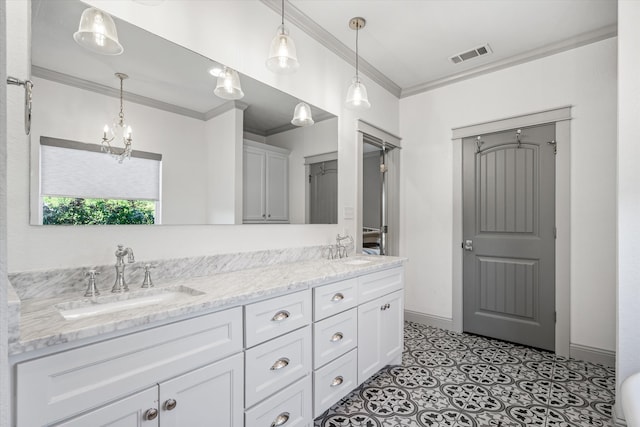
555, 311, 557, 323
554, 227, 557, 239
382, 225, 388, 233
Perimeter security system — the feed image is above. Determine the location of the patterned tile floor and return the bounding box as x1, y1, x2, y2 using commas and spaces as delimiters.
314, 321, 616, 427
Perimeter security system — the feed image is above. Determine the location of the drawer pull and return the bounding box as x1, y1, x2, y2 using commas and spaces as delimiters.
270, 357, 290, 370
271, 310, 290, 322
330, 332, 344, 342
331, 293, 344, 302
381, 303, 391, 311
145, 408, 158, 420
331, 376, 344, 387
164, 398, 177, 411
271, 412, 290, 426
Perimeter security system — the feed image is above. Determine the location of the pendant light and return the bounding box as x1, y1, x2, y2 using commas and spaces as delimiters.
345, 17, 370, 110
291, 102, 314, 127
266, 0, 299, 74
214, 67, 244, 100
73, 7, 124, 55
101, 73, 133, 163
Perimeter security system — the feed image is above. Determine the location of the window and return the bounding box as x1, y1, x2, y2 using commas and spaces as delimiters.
38, 137, 162, 225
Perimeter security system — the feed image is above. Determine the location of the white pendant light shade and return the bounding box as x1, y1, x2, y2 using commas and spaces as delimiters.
266, 25, 299, 74
214, 67, 244, 100
345, 76, 371, 110
291, 102, 314, 126
73, 7, 124, 55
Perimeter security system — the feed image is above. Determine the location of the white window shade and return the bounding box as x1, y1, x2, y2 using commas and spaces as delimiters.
40, 137, 162, 201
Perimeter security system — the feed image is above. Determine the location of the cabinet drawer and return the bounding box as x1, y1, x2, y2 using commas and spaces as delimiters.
313, 308, 357, 369
16, 307, 242, 427
245, 326, 311, 408
245, 376, 312, 427
313, 278, 358, 321
358, 267, 404, 304
313, 349, 358, 418
245, 290, 311, 348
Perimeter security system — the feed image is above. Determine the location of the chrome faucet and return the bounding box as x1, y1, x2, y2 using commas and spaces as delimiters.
112, 244, 135, 293
326, 234, 353, 259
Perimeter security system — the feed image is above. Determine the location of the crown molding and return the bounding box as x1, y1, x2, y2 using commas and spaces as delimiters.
259, 0, 402, 98
32, 65, 206, 120
204, 100, 249, 121
401, 24, 617, 98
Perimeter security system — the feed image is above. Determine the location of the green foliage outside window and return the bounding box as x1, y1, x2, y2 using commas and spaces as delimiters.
43, 197, 155, 225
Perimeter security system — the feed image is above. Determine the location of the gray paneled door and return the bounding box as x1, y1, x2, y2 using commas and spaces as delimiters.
462, 123, 556, 351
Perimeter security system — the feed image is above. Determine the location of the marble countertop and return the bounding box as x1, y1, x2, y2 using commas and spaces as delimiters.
9, 255, 404, 356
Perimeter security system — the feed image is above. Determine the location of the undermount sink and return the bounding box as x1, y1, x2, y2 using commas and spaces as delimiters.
55, 285, 204, 320
342, 259, 373, 265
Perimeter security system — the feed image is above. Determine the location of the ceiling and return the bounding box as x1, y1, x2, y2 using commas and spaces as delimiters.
31, 0, 334, 136
32, 0, 618, 121
283, 0, 617, 97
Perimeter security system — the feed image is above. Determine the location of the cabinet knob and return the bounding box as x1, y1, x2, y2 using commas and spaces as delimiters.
268, 214, 271, 218
271, 412, 290, 427
164, 398, 177, 411
331, 375, 344, 387
262, 214, 266, 218
271, 310, 290, 322
144, 408, 158, 420
330, 332, 344, 342
331, 293, 344, 302
270, 357, 290, 370
380, 304, 386, 311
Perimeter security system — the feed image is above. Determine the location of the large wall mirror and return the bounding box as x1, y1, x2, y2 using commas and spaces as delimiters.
29, 0, 338, 225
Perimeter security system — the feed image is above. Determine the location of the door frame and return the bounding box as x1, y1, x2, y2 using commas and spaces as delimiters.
356, 120, 401, 256
452, 106, 571, 357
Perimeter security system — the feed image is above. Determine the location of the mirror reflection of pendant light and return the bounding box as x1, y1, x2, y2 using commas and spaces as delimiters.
102, 73, 133, 163
345, 17, 370, 110
291, 102, 314, 127
214, 67, 245, 100
73, 7, 124, 55
266, 0, 299, 74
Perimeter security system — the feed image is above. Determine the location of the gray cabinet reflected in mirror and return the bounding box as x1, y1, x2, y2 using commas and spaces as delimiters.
29, 0, 338, 225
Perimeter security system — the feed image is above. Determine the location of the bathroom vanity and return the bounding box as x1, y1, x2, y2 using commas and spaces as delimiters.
8, 254, 404, 426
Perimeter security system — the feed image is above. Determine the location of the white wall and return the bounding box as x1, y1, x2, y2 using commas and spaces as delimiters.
204, 107, 243, 224
31, 78, 209, 225
399, 38, 617, 352
616, 1, 640, 422
267, 117, 338, 223
7, 1, 399, 272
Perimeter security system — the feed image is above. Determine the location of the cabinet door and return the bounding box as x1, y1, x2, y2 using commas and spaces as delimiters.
357, 290, 404, 384
265, 151, 289, 222
159, 353, 244, 427
53, 387, 159, 427
243, 146, 267, 221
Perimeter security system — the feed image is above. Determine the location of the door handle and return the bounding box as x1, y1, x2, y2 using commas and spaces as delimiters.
463, 240, 473, 251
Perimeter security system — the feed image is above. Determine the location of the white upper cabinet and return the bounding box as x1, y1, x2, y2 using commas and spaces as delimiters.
243, 141, 290, 223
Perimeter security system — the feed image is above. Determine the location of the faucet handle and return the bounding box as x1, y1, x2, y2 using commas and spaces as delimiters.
141, 264, 154, 288
84, 270, 101, 297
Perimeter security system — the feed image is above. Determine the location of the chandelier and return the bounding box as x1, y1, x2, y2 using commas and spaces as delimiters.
102, 73, 133, 163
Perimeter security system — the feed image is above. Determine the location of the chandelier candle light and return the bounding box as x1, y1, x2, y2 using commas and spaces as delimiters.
102, 73, 133, 163
266, 0, 299, 74
345, 17, 370, 110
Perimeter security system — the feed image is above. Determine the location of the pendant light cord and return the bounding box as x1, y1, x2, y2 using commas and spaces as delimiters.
281, 0, 284, 26
355, 23, 360, 79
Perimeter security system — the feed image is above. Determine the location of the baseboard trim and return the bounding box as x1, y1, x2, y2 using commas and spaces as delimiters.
404, 310, 454, 331
570, 343, 616, 368
613, 405, 627, 427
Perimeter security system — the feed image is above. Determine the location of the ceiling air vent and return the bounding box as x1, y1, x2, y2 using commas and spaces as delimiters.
449, 44, 492, 65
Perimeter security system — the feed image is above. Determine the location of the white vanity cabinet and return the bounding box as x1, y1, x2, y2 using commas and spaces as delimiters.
15, 308, 244, 427
243, 140, 290, 223
310, 266, 404, 418
357, 267, 404, 384
244, 290, 313, 426
54, 353, 244, 427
